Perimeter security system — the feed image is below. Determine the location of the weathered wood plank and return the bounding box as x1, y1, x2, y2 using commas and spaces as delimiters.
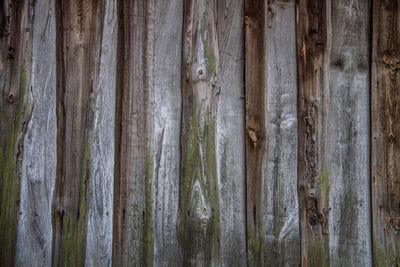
371, 0, 400, 265
84, 0, 117, 266
112, 0, 154, 265
179, 0, 221, 265
244, 0, 266, 265
263, 0, 300, 266
153, 0, 183, 265
296, 0, 330, 265
216, 0, 247, 266
328, 1, 372, 266
52, 1, 100, 265
0, 1, 33, 265
14, 0, 56, 265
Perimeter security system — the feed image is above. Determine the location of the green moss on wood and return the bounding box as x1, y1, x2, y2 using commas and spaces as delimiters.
0, 64, 30, 266
373, 239, 400, 267
144, 149, 154, 267
307, 240, 329, 267
59, 136, 89, 266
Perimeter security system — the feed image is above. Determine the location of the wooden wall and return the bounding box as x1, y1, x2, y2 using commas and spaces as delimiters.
0, 0, 399, 266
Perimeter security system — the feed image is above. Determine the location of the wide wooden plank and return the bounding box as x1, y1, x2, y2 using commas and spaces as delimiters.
263, 0, 300, 266
371, 0, 400, 265
0, 1, 33, 265
179, 0, 221, 265
112, 0, 155, 265
328, 1, 372, 266
84, 0, 117, 266
245, 0, 266, 265
216, 0, 247, 266
14, 0, 56, 266
296, 0, 330, 265
153, 0, 183, 265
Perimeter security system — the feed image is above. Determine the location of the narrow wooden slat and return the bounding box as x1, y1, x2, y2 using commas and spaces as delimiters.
296, 0, 330, 265
112, 0, 155, 265
216, 0, 247, 265
0, 1, 33, 265
15, 0, 56, 265
328, 1, 372, 266
153, 0, 183, 265
52, 1, 98, 265
371, 0, 400, 265
263, 0, 300, 265
179, 0, 221, 265
245, 0, 266, 265
84, 0, 117, 266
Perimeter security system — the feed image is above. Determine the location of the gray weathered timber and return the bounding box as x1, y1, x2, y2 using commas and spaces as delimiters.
371, 0, 400, 265
216, 0, 247, 266
85, 0, 117, 266
296, 0, 330, 265
263, 0, 300, 266
0, 1, 33, 266
179, 0, 221, 265
15, 0, 56, 266
328, 1, 372, 266
245, 0, 267, 265
153, 0, 183, 265
112, 0, 154, 266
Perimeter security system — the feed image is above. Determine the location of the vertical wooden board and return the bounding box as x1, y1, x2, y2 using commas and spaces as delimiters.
216, 0, 247, 266
0, 1, 33, 265
327, 1, 372, 266
371, 0, 400, 265
52, 1, 101, 265
85, 0, 117, 266
263, 0, 300, 266
14, 0, 56, 265
113, 0, 154, 265
153, 0, 182, 265
296, 0, 330, 266
244, 0, 266, 265
179, 0, 221, 265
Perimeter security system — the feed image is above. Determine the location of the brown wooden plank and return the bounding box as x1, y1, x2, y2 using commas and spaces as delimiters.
244, 0, 266, 265
112, 0, 155, 266
371, 0, 400, 265
0, 1, 33, 265
296, 0, 330, 266
179, 0, 221, 265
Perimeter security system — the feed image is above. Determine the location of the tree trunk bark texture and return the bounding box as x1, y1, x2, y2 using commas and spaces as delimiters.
0, 0, 398, 266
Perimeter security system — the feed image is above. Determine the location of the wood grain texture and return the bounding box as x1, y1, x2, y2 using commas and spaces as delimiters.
153, 0, 182, 265
15, 0, 56, 265
216, 0, 247, 266
245, 0, 266, 265
84, 0, 117, 266
263, 0, 300, 266
371, 0, 400, 265
52, 0, 99, 265
179, 0, 221, 265
113, 0, 154, 266
0, 1, 33, 265
296, 0, 330, 265
328, 1, 372, 266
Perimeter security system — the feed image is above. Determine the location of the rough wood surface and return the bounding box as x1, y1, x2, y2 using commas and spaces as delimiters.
0, 1, 33, 266
216, 0, 247, 266
244, 0, 266, 265
15, 0, 56, 266
296, 0, 330, 265
179, 0, 221, 265
263, 0, 300, 266
153, 0, 182, 265
371, 0, 400, 265
112, 1, 154, 266
328, 1, 372, 266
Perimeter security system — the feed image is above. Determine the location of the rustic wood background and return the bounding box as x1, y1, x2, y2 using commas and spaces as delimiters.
0, 0, 399, 266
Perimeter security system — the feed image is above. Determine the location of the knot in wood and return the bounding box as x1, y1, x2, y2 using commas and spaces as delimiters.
248, 129, 258, 147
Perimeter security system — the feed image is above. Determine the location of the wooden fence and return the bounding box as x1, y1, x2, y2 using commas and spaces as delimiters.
0, 0, 399, 266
